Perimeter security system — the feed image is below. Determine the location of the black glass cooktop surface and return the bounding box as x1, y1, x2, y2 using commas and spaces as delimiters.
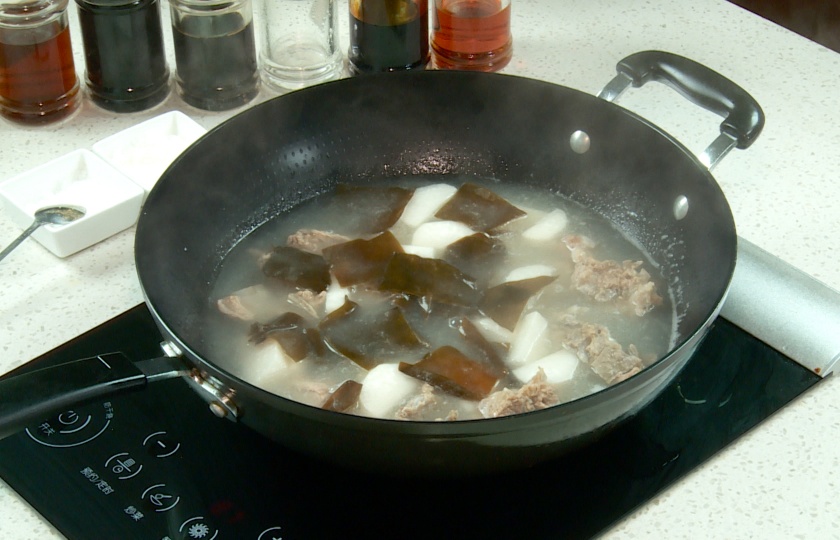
0, 304, 822, 539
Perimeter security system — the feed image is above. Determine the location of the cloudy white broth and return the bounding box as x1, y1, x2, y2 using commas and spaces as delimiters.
207, 177, 676, 421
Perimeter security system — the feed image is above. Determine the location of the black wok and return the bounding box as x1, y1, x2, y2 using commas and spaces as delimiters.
0, 51, 763, 475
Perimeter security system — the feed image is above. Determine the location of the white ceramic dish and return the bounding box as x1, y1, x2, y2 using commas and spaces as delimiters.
92, 111, 207, 196
0, 149, 144, 258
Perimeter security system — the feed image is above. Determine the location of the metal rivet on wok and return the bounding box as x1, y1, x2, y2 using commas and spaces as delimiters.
674, 195, 689, 220
208, 402, 228, 418
569, 130, 591, 154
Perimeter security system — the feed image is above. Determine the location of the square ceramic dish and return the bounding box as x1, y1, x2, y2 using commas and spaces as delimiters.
92, 111, 207, 196
0, 149, 145, 258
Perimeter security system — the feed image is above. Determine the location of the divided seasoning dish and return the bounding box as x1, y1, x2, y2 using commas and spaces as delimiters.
92, 111, 207, 196
0, 149, 144, 257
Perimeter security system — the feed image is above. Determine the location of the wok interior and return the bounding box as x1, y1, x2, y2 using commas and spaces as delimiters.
136, 70, 736, 393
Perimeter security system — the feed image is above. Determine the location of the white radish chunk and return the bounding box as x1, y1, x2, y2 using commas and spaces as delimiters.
503, 264, 558, 283
398, 183, 458, 227
508, 311, 549, 367
410, 220, 474, 254
245, 341, 294, 383
512, 350, 580, 384
359, 363, 421, 417
472, 316, 514, 344
401, 244, 436, 258
324, 276, 349, 314
523, 209, 568, 241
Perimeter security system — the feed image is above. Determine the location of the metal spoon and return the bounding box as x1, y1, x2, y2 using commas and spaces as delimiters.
0, 206, 85, 262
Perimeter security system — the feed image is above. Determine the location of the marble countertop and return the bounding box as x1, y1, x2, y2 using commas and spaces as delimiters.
2, 0, 839, 538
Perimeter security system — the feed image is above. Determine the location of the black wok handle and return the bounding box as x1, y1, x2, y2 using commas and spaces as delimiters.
0, 353, 184, 440
598, 50, 765, 167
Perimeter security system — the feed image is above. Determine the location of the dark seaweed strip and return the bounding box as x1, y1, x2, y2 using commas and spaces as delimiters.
434, 183, 526, 231
379, 253, 482, 307
319, 299, 427, 370
454, 317, 510, 379
443, 232, 506, 286
479, 275, 558, 331
248, 312, 325, 361
322, 231, 404, 287
331, 184, 414, 235
399, 346, 499, 400
261, 246, 331, 292
321, 380, 363, 412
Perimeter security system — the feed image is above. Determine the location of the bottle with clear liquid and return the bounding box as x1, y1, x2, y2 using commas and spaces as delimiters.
169, 0, 259, 111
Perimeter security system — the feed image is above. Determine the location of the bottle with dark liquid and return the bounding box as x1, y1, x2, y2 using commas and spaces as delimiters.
75, 0, 169, 113
432, 0, 512, 71
348, 0, 429, 74
0, 0, 80, 125
169, 0, 259, 111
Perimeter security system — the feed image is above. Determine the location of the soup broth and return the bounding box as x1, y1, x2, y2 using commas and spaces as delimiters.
206, 177, 676, 421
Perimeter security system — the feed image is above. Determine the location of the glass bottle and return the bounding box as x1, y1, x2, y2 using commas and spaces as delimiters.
257, 0, 343, 91
75, 0, 170, 113
0, 0, 80, 125
431, 0, 512, 71
169, 0, 259, 111
348, 0, 429, 74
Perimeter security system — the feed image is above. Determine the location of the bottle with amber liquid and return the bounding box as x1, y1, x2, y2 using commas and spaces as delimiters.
0, 0, 80, 125
432, 0, 512, 71
348, 0, 429, 74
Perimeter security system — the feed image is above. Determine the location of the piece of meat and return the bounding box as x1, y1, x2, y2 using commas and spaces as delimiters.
478, 369, 559, 418
563, 235, 662, 316
288, 289, 326, 319
439, 410, 459, 421
395, 383, 438, 420
217, 292, 255, 321
286, 229, 351, 254
217, 284, 277, 322
556, 314, 645, 385
296, 380, 332, 406
218, 286, 326, 323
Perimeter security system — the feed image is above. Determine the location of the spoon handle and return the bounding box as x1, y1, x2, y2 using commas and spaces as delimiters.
0, 221, 43, 263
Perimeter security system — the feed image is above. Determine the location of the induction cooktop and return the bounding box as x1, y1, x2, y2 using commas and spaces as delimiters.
0, 302, 821, 540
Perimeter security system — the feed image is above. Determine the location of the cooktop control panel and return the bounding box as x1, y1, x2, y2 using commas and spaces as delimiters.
9, 382, 292, 540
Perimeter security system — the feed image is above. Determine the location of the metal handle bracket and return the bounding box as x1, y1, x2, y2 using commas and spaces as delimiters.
598, 50, 764, 169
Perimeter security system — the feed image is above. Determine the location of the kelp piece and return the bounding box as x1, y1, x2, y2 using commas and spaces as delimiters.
322, 231, 404, 287
248, 312, 325, 361
261, 246, 331, 292
479, 275, 557, 331
434, 183, 526, 232
394, 293, 472, 326
443, 233, 506, 285
453, 317, 509, 379
331, 184, 414, 235
319, 299, 427, 370
321, 380, 363, 412
399, 346, 499, 400
379, 253, 481, 307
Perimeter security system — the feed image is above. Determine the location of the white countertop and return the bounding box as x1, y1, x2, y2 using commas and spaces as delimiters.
2, 0, 839, 538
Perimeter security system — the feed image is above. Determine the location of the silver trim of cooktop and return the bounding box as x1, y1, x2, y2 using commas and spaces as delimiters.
720, 237, 840, 377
